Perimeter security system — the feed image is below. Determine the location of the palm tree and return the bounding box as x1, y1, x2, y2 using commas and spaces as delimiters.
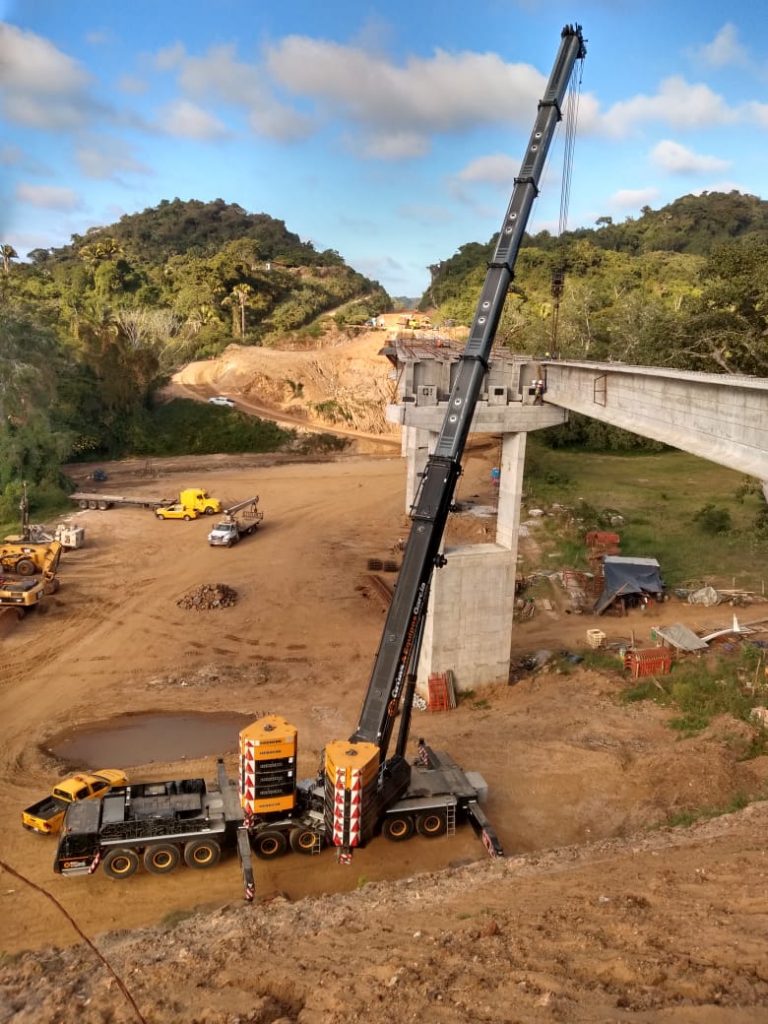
1, 244, 18, 275
230, 283, 253, 338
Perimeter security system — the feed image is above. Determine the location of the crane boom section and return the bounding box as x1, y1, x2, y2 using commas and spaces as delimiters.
352, 25, 586, 756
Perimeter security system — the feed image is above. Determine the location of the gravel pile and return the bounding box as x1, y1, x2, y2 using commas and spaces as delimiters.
176, 583, 238, 610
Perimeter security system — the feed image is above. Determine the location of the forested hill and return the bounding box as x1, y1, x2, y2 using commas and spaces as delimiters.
48, 198, 325, 266
16, 197, 390, 343
0, 199, 391, 519
423, 189, 768, 380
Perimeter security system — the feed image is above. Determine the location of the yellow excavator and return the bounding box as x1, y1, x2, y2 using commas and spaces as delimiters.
1, 484, 63, 594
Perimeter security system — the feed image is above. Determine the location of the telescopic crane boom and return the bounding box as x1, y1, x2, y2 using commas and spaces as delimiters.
328, 24, 587, 855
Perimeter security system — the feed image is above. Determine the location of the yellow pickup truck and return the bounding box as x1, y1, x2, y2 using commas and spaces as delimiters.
155, 504, 201, 521
22, 769, 128, 834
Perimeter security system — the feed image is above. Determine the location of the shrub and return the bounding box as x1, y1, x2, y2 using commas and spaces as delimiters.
692, 503, 732, 534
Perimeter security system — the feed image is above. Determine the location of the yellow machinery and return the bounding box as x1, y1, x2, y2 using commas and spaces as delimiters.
0, 540, 62, 589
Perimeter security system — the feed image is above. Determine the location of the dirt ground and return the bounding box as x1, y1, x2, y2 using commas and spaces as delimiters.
2, 329, 768, 1023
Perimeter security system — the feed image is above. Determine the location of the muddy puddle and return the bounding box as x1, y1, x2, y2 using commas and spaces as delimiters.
45, 711, 255, 769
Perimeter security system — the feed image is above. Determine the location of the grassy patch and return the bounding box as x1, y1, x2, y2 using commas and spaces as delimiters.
523, 440, 768, 590
666, 792, 751, 828
619, 646, 768, 748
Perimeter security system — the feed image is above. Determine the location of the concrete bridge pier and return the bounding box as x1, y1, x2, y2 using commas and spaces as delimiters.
416, 430, 528, 694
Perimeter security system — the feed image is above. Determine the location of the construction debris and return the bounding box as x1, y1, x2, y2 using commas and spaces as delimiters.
176, 583, 238, 611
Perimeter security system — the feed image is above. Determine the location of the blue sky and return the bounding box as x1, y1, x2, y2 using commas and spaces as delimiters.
1, 1, 766, 297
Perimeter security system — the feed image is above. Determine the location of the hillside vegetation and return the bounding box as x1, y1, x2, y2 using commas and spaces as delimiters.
2, 190, 767, 523
424, 190, 768, 378
0, 199, 390, 521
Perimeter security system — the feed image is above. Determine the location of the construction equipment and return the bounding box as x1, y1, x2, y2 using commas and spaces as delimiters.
0, 539, 62, 587
69, 486, 221, 515
52, 24, 586, 889
207, 497, 264, 547
0, 575, 45, 613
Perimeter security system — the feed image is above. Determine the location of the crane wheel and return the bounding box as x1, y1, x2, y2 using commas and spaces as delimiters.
252, 830, 288, 859
156, 513, 164, 520
183, 515, 191, 521
289, 827, 320, 855
183, 838, 221, 869
204, 507, 215, 515
382, 815, 414, 842
103, 848, 140, 879
78, 500, 89, 510
15, 559, 36, 577
143, 844, 180, 875
416, 811, 447, 837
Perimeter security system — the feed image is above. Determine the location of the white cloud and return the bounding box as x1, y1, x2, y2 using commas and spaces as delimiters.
0, 22, 89, 94
159, 42, 311, 142
156, 100, 231, 140
601, 77, 738, 137
266, 36, 548, 157
15, 183, 81, 210
696, 24, 749, 69
85, 29, 112, 46
155, 42, 186, 71
651, 140, 730, 175
745, 101, 768, 128
456, 154, 520, 186
76, 142, 151, 180
0, 22, 106, 130
119, 74, 148, 95
610, 188, 660, 209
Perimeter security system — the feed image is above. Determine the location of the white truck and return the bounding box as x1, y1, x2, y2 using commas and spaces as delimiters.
207, 498, 264, 547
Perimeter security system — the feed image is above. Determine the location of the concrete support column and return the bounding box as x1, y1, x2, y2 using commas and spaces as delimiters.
417, 543, 516, 692
404, 425, 435, 511
496, 432, 527, 551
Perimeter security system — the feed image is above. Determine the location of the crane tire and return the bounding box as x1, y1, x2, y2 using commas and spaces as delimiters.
78, 500, 88, 510
183, 515, 191, 521
183, 838, 221, 869
103, 848, 139, 880
204, 507, 215, 515
143, 844, 180, 875
289, 827, 320, 855
15, 559, 36, 576
416, 811, 447, 837
382, 815, 414, 842
252, 830, 288, 860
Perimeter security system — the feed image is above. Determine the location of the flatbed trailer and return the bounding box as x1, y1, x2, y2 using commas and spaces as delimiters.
70, 492, 172, 511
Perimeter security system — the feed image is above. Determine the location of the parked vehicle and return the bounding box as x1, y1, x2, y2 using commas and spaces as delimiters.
207, 498, 263, 547
155, 504, 200, 521
70, 486, 221, 515
23, 769, 128, 834
208, 396, 235, 408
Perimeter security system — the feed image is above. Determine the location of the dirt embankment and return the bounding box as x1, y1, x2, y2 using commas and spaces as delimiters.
2, 331, 768, 1023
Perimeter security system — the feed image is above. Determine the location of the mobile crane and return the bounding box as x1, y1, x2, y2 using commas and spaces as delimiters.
323, 23, 587, 860
53, 24, 586, 889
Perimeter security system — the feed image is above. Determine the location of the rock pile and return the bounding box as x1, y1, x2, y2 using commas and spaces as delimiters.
176, 583, 238, 610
